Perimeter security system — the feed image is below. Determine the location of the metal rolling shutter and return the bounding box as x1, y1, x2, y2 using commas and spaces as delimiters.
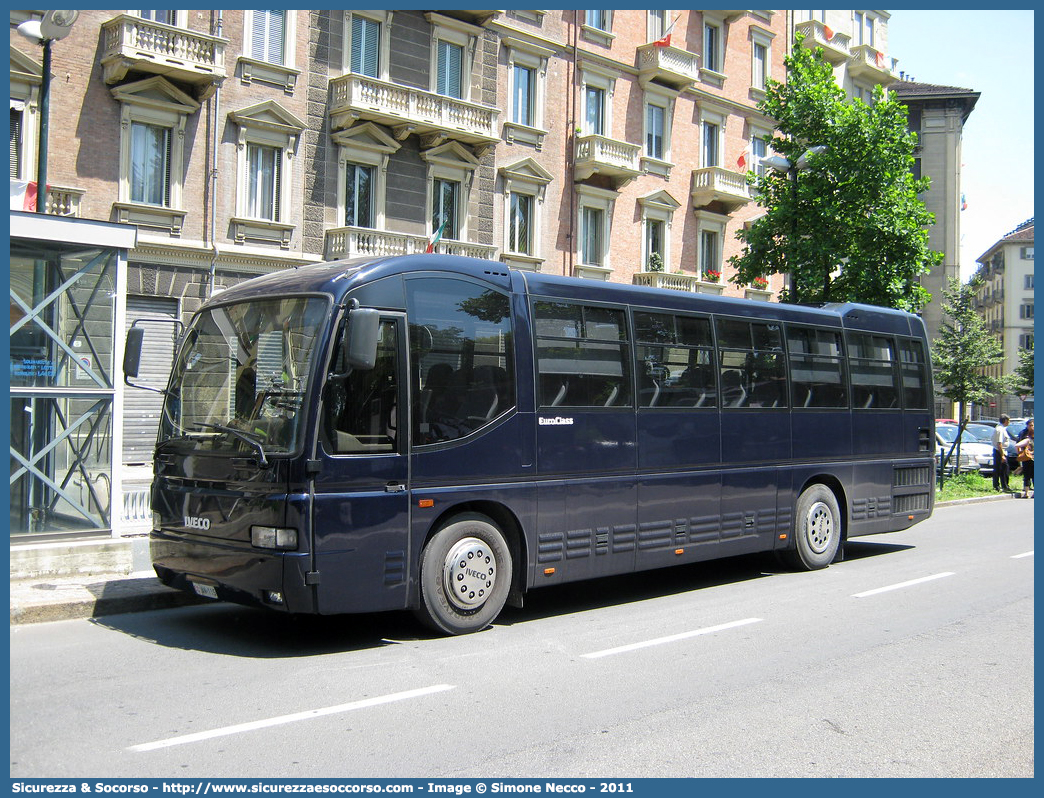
123, 296, 179, 465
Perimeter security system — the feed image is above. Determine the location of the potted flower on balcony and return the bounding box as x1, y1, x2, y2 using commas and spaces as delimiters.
703, 269, 721, 283
752, 276, 769, 290
647, 252, 664, 273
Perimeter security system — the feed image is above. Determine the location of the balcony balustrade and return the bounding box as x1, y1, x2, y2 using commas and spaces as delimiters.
690, 166, 751, 213
574, 134, 642, 187
329, 74, 499, 150
325, 226, 497, 261
632, 272, 725, 295
100, 14, 227, 97
795, 20, 851, 64
636, 43, 700, 89
848, 44, 897, 85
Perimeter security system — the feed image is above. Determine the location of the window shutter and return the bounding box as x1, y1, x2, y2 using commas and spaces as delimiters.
251, 11, 267, 60
10, 108, 22, 180
352, 16, 379, 77
162, 127, 172, 207
268, 10, 285, 65
437, 41, 463, 99
272, 151, 282, 222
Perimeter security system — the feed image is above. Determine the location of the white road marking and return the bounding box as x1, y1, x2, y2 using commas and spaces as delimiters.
581, 617, 763, 659
128, 684, 455, 752
1011, 551, 1034, 559
851, 572, 955, 598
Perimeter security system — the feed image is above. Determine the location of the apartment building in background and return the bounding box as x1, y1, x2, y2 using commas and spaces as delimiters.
972, 219, 1035, 419
11, 9, 908, 539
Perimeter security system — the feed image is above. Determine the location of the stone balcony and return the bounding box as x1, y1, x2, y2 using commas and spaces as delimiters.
636, 43, 700, 89
329, 74, 499, 152
574, 134, 642, 187
325, 226, 497, 261
632, 272, 724, 295
690, 166, 751, 213
795, 20, 851, 64
100, 14, 227, 98
848, 44, 897, 85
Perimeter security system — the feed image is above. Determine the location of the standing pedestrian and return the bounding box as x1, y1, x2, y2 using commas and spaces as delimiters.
992, 414, 1013, 492
1015, 419, 1034, 498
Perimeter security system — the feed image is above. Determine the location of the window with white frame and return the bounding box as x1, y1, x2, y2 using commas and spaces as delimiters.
704, 20, 723, 73
702, 119, 721, 168
512, 63, 536, 127
648, 10, 668, 42
10, 105, 24, 180
136, 10, 180, 25
344, 163, 374, 228
427, 14, 481, 102
130, 121, 172, 206
694, 211, 728, 281
332, 122, 399, 235
579, 65, 617, 138
432, 178, 460, 239
111, 76, 198, 234
750, 28, 773, 93
854, 11, 875, 46
645, 101, 666, 160
586, 10, 609, 30
246, 142, 281, 221
229, 100, 304, 248
423, 141, 480, 245
806, 11, 826, 23
576, 184, 616, 277
499, 158, 552, 269
508, 192, 533, 256
751, 129, 770, 178
502, 38, 552, 149
249, 10, 288, 65
348, 13, 383, 79
639, 190, 680, 271
242, 10, 298, 92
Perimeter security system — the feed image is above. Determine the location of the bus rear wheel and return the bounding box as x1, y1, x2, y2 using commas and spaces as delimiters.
415, 514, 512, 635
783, 484, 841, 570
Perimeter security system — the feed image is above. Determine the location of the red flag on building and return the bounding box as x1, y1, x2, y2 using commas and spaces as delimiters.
652, 13, 680, 47
823, 25, 834, 40
10, 180, 38, 212
425, 218, 448, 253
875, 50, 886, 68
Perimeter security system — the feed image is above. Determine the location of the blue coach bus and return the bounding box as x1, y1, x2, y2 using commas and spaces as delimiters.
127, 254, 935, 635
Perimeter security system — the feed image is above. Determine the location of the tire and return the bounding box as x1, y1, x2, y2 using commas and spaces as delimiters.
414, 514, 512, 635
782, 484, 841, 570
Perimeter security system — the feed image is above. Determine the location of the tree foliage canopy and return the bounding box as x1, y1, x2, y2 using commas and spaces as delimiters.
932, 278, 1014, 418
731, 36, 942, 311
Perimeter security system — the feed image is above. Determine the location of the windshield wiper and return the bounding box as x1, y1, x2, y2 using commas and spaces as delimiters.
192, 422, 270, 467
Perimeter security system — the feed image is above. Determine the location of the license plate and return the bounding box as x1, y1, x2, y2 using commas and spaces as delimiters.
191, 582, 218, 599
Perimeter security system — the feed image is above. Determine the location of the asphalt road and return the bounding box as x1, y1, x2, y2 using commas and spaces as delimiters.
10, 500, 1034, 779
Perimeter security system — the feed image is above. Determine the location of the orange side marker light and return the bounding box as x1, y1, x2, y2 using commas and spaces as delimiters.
543, 567, 556, 576
418, 499, 434, 508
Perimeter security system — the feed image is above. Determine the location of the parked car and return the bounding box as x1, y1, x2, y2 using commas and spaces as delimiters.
936, 424, 994, 475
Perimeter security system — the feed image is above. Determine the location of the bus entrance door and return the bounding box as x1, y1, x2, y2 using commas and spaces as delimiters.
311, 314, 411, 615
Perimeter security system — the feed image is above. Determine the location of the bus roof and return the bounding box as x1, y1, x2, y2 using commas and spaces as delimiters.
205, 254, 924, 337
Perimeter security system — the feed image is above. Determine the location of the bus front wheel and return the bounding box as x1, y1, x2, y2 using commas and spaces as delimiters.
783, 484, 841, 570
415, 514, 512, 635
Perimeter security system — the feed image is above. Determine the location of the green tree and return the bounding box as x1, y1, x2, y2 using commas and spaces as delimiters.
1012, 344, 1035, 398
731, 35, 942, 311
932, 278, 1014, 424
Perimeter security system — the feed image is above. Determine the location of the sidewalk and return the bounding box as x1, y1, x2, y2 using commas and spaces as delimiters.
9, 494, 1024, 625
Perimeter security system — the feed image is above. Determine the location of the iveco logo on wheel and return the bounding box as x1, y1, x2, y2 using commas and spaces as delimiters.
184, 516, 211, 530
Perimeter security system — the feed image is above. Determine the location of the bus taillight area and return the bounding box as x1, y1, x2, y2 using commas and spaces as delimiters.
151, 530, 317, 613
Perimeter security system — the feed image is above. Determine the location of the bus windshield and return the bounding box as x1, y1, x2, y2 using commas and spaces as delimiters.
159, 296, 329, 459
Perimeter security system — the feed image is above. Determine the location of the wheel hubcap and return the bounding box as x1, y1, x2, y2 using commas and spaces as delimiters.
805, 501, 834, 554
443, 537, 497, 610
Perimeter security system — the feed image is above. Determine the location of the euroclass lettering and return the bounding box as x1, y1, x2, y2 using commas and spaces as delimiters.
538, 417, 574, 426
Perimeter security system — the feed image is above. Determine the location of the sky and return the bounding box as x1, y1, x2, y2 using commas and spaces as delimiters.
886, 8, 1035, 279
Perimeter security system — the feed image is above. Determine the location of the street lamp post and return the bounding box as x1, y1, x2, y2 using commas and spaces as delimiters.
762, 145, 828, 302
16, 11, 79, 214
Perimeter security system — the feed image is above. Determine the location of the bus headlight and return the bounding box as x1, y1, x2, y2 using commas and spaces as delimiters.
251, 526, 298, 550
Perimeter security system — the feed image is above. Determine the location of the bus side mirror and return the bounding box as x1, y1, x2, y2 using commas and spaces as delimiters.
345, 308, 381, 371
124, 326, 144, 379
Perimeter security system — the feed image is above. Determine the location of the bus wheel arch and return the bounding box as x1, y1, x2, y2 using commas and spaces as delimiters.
413, 507, 518, 635
783, 478, 846, 571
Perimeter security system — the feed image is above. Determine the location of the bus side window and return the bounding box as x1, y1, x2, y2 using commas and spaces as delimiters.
322, 321, 398, 454
847, 332, 900, 410
406, 278, 515, 445
535, 301, 632, 408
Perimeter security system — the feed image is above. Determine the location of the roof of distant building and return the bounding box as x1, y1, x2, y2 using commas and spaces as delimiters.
977, 218, 1034, 264
892, 80, 980, 121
